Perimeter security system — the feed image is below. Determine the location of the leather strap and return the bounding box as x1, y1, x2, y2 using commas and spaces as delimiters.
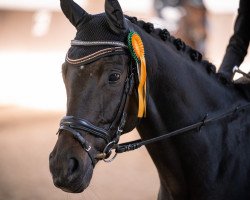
60, 116, 110, 143
115, 103, 250, 154
58, 125, 98, 166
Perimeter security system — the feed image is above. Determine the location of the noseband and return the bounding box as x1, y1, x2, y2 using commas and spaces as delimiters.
58, 39, 136, 166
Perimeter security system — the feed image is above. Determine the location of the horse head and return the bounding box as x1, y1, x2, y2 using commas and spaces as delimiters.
49, 0, 250, 198
49, 0, 139, 193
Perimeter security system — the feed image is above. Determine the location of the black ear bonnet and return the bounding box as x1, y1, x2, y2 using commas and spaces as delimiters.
61, 0, 129, 65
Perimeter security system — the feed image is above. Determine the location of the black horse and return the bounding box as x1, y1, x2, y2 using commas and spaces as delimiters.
49, 0, 250, 199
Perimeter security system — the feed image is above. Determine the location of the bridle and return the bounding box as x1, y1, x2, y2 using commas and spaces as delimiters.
58, 39, 136, 166
58, 39, 250, 167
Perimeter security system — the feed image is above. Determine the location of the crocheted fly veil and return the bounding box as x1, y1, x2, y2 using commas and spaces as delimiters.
61, 0, 128, 64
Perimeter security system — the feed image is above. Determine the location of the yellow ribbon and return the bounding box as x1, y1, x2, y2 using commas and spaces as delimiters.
131, 34, 147, 118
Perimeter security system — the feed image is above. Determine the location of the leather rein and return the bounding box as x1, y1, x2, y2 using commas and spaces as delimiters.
58, 39, 250, 166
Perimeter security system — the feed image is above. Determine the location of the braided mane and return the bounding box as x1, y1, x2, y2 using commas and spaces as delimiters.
125, 16, 230, 85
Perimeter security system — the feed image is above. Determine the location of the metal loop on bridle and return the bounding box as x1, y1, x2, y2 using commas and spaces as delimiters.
102, 141, 118, 163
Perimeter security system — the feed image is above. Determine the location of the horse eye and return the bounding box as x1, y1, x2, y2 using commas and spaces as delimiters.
109, 73, 121, 83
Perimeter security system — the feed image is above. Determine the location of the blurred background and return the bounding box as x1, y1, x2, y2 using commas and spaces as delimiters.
0, 0, 249, 199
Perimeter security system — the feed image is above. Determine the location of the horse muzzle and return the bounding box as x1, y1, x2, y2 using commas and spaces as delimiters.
49, 135, 94, 193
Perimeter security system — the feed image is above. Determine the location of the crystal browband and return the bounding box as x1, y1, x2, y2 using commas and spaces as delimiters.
66, 40, 128, 65
71, 40, 128, 48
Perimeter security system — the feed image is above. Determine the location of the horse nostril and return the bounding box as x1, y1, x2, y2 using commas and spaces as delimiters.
68, 158, 79, 175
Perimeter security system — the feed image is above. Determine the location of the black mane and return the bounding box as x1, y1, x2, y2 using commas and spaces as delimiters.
125, 15, 231, 85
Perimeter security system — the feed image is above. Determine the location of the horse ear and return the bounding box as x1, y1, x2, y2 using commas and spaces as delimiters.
60, 0, 89, 28
105, 0, 127, 34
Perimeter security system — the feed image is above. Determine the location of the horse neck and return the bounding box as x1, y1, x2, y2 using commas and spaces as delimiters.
136, 29, 243, 131
134, 29, 247, 197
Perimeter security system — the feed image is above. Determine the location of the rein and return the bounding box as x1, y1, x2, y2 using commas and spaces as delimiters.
115, 103, 250, 154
